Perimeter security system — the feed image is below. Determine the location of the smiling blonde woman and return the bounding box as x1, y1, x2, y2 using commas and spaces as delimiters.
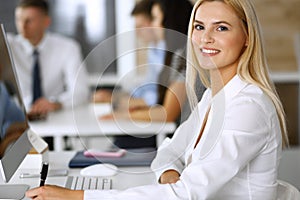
26, 1, 295, 199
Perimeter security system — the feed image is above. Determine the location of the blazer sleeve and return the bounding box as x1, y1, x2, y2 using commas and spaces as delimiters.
151, 90, 210, 182
168, 97, 277, 199
150, 110, 200, 182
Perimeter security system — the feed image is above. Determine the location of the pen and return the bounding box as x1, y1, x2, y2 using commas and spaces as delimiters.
39, 162, 49, 186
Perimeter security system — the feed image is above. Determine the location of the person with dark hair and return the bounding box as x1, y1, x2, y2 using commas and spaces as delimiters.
8, 0, 89, 116
93, 0, 164, 149
100, 0, 195, 149
151, 0, 194, 105
103, 0, 195, 121
93, 0, 161, 106
129, 0, 166, 107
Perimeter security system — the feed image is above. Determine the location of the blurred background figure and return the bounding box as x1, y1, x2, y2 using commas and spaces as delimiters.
93, 0, 162, 107
7, 0, 89, 117
102, 0, 199, 149
7, 0, 89, 150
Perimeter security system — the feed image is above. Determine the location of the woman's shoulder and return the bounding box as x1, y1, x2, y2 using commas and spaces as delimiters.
235, 82, 276, 114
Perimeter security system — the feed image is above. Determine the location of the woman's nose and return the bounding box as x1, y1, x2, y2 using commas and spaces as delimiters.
201, 30, 214, 44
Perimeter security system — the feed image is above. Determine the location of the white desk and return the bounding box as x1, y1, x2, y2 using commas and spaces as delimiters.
5, 151, 155, 200
3, 148, 300, 199
29, 103, 176, 151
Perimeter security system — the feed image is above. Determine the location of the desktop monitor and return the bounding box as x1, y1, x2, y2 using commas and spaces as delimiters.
0, 24, 36, 199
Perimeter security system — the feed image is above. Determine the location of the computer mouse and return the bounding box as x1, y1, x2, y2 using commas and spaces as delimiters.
80, 163, 118, 177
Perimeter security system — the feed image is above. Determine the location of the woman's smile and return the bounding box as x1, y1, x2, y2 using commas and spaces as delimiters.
200, 47, 220, 56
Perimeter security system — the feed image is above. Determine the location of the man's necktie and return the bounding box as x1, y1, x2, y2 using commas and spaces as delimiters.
32, 49, 43, 104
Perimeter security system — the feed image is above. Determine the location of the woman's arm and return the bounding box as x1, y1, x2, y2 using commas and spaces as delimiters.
127, 81, 186, 122
100, 81, 186, 122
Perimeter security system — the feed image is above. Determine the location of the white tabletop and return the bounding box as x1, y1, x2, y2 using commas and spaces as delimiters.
5, 151, 156, 200
29, 103, 176, 151
2, 148, 300, 199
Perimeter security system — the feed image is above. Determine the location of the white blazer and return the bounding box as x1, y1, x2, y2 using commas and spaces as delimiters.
84, 75, 282, 200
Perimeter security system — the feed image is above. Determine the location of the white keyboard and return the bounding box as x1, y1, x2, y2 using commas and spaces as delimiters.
65, 176, 112, 190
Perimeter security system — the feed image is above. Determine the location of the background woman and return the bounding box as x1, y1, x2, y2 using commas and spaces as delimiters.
107, 0, 195, 149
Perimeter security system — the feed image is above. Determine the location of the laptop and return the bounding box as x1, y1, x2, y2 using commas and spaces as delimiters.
0, 23, 50, 199
0, 24, 115, 194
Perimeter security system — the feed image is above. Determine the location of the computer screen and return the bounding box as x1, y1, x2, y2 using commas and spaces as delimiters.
0, 23, 33, 183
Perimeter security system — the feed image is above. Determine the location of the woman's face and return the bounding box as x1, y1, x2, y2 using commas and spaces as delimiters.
191, 1, 248, 72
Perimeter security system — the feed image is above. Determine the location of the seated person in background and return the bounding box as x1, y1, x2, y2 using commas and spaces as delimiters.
8, 0, 89, 117
100, 0, 195, 149
0, 82, 27, 157
93, 0, 162, 108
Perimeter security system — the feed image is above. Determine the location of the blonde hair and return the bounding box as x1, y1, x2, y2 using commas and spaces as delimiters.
186, 0, 289, 147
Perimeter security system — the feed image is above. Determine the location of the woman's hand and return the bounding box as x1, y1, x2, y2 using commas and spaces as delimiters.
26, 185, 83, 200
159, 170, 180, 184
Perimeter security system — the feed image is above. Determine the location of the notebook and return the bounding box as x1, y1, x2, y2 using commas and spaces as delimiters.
69, 147, 157, 168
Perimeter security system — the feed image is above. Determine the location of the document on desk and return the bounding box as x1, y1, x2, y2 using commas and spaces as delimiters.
69, 147, 157, 168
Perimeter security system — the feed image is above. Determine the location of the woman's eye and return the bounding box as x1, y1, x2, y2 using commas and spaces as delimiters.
194, 24, 204, 30
217, 26, 228, 31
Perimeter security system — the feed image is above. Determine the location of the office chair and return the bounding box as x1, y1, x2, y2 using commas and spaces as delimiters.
277, 180, 300, 200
